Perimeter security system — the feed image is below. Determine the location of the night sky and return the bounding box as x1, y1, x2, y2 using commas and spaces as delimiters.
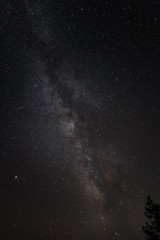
1, 0, 160, 239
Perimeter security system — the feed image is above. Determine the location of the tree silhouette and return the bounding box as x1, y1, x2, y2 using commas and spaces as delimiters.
142, 196, 160, 240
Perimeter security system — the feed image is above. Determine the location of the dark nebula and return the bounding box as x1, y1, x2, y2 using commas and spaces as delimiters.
1, 0, 160, 239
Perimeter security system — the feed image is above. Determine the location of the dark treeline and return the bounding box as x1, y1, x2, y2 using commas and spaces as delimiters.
143, 196, 160, 240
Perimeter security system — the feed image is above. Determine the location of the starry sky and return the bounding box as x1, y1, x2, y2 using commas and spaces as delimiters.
0, 0, 160, 239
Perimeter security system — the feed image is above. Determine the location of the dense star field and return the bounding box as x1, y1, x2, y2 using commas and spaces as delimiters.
0, 0, 160, 239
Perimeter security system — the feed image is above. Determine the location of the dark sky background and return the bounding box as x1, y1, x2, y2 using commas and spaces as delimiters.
0, 0, 160, 239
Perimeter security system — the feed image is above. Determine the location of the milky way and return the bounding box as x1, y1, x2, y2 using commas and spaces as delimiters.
1, 0, 160, 239
24, 3, 142, 236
